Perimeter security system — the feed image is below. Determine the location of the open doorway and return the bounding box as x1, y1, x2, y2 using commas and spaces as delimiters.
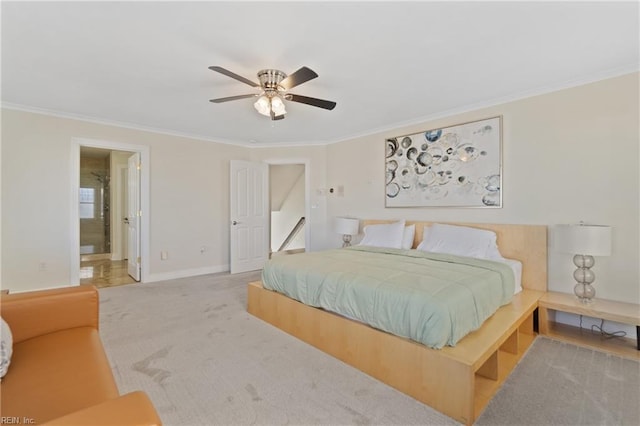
71, 138, 150, 286
269, 163, 306, 257
228, 160, 310, 273
78, 147, 137, 287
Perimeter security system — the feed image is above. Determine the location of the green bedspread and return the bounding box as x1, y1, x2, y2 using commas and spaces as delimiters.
261, 246, 515, 348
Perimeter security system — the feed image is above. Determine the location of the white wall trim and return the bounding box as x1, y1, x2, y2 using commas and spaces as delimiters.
70, 138, 150, 284
322, 65, 640, 146
264, 158, 312, 251
3, 102, 251, 148
146, 264, 229, 283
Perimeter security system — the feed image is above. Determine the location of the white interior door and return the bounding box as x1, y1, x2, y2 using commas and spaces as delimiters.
127, 153, 141, 281
121, 165, 129, 260
230, 160, 269, 274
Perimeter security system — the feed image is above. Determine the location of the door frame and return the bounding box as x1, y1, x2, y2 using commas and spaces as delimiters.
264, 158, 311, 251
70, 138, 150, 285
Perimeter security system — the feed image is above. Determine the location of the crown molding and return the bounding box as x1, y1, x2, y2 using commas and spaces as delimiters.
3, 65, 637, 148
324, 65, 639, 145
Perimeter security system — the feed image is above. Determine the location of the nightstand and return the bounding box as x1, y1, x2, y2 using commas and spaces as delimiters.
538, 291, 640, 360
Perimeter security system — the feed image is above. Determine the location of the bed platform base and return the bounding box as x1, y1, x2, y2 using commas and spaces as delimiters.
248, 281, 543, 425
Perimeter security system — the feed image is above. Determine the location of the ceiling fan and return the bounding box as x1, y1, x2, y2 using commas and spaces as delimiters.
209, 66, 336, 121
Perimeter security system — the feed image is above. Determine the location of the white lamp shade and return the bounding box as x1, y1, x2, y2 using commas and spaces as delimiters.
271, 95, 286, 115
254, 96, 271, 116
554, 224, 612, 256
334, 217, 359, 236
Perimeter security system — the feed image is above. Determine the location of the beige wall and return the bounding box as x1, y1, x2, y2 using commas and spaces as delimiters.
1, 109, 249, 291
327, 72, 639, 307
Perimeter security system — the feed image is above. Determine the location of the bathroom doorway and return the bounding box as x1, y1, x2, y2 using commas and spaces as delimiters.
78, 146, 137, 287
71, 138, 150, 287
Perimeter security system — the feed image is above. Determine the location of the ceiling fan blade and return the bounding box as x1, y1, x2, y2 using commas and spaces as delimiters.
288, 94, 336, 110
279, 67, 318, 90
209, 66, 259, 88
209, 94, 257, 103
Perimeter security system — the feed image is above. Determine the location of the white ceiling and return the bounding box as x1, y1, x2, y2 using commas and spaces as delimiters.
2, 1, 638, 147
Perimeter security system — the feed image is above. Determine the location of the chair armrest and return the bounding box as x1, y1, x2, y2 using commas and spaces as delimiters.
0, 285, 99, 344
42, 391, 162, 426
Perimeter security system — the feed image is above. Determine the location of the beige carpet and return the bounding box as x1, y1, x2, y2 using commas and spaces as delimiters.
476, 337, 640, 425
99, 272, 639, 425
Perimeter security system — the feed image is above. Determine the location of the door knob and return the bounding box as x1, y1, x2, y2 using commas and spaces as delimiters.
232, 220, 241, 225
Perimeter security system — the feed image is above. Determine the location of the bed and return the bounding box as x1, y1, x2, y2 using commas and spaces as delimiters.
248, 221, 547, 425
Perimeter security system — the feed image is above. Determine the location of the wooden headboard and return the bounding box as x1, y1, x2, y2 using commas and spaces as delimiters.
362, 220, 548, 292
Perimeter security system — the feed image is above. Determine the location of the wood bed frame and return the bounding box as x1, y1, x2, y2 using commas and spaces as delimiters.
248, 221, 547, 425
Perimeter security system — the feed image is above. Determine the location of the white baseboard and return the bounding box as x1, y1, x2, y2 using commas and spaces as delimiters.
145, 264, 230, 283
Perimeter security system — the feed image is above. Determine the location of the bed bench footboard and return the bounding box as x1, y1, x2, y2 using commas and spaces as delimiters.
247, 281, 543, 425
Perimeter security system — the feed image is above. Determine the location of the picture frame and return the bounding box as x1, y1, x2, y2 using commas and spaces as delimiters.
385, 116, 502, 208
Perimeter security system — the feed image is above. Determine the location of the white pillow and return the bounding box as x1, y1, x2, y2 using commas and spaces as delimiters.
484, 242, 504, 260
359, 220, 406, 249
496, 257, 523, 295
417, 223, 497, 259
402, 224, 416, 249
1, 317, 12, 379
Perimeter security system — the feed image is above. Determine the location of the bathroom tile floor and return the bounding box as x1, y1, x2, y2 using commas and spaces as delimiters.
80, 258, 137, 288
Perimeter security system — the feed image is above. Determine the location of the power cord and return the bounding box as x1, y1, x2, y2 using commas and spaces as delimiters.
579, 315, 627, 339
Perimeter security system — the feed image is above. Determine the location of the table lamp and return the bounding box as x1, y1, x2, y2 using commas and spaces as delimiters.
334, 217, 359, 247
555, 223, 612, 304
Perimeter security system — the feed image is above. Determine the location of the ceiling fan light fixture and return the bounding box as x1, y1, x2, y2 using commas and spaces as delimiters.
271, 95, 286, 116
210, 66, 336, 119
254, 94, 286, 118
254, 95, 271, 116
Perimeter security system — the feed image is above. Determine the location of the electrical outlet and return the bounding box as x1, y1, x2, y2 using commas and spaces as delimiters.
161, 251, 168, 260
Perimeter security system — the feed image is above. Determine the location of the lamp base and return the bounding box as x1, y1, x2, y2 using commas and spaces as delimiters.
573, 254, 596, 304
574, 283, 596, 304
342, 234, 352, 248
